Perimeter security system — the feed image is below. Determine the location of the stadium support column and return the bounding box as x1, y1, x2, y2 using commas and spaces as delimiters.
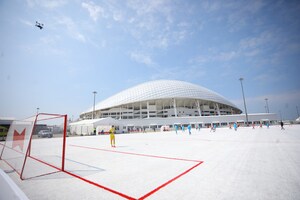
197, 100, 202, 116
140, 102, 142, 119
216, 103, 220, 115
173, 98, 178, 117
147, 101, 150, 118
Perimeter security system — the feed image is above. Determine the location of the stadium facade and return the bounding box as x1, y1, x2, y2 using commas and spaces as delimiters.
71, 80, 278, 135
81, 80, 243, 120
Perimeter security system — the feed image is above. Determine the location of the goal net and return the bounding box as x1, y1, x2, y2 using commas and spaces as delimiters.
0, 113, 67, 180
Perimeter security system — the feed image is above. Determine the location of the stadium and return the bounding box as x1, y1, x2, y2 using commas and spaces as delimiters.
72, 80, 278, 135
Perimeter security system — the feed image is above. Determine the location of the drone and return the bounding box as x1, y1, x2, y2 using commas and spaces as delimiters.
35, 21, 44, 30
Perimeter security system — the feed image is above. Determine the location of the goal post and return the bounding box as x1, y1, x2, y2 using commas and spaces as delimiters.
0, 113, 68, 180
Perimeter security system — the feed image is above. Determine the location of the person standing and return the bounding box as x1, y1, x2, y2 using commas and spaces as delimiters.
109, 125, 116, 147
233, 122, 237, 131
187, 124, 192, 135
175, 124, 178, 134
280, 121, 285, 130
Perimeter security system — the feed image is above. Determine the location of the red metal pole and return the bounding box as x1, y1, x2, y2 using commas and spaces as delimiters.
61, 115, 67, 171
20, 114, 38, 180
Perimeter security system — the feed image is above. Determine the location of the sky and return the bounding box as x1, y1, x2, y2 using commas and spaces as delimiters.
0, 0, 300, 121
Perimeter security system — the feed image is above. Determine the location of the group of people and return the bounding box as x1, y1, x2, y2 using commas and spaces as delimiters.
210, 124, 217, 132
230, 122, 285, 131
229, 123, 238, 131
107, 121, 286, 147
174, 124, 193, 134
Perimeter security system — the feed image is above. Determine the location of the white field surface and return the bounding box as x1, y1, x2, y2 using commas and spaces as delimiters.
1, 125, 300, 200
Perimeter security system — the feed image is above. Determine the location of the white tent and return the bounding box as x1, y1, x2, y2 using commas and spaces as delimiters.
70, 118, 122, 135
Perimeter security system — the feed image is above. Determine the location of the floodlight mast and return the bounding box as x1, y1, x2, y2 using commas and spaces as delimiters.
239, 78, 249, 126
265, 98, 269, 113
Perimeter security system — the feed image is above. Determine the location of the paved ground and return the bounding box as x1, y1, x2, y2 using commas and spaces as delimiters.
1, 125, 300, 200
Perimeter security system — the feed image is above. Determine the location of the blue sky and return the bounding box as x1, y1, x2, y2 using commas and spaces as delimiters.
1, 0, 300, 121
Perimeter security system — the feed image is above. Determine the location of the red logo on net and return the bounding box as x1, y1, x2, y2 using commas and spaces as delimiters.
13, 129, 26, 151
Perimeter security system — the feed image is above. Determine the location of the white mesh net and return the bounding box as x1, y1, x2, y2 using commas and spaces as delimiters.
0, 113, 67, 179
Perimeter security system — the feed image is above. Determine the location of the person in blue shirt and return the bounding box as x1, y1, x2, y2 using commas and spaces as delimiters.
175, 124, 178, 134
187, 124, 192, 135
233, 123, 237, 131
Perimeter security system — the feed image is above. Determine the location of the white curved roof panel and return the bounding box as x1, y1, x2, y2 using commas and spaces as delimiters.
84, 80, 241, 113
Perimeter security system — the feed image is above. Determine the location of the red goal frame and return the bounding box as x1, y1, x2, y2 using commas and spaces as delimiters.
0, 113, 68, 180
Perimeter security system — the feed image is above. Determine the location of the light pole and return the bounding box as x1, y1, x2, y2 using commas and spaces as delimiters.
279, 110, 283, 121
239, 78, 249, 126
296, 106, 299, 118
92, 91, 97, 119
36, 107, 39, 115
265, 98, 269, 113
265, 106, 267, 113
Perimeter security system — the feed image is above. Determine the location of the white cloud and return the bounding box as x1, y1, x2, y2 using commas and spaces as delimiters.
124, 0, 191, 49
239, 31, 273, 50
216, 51, 238, 61
40, 35, 60, 45
82, 1, 104, 22
78, 1, 193, 51
231, 90, 300, 115
130, 52, 154, 66
191, 50, 238, 64
127, 0, 171, 15
253, 72, 287, 84
200, 1, 222, 13
20, 34, 66, 56
265, 91, 300, 104
189, 55, 209, 64
20, 19, 34, 27
245, 0, 265, 13
112, 11, 123, 22
26, 0, 67, 9
244, 49, 260, 57
56, 16, 86, 42
74, 33, 86, 42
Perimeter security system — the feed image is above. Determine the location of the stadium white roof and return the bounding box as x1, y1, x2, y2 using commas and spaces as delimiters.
83, 80, 241, 113
70, 117, 120, 126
